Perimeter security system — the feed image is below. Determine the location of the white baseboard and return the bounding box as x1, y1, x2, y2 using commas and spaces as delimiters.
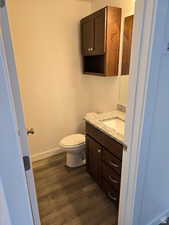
31, 147, 62, 162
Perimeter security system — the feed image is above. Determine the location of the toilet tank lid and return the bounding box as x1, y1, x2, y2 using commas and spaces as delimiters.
60, 134, 85, 147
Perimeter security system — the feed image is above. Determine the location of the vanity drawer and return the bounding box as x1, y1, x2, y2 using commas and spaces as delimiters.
102, 179, 119, 206
102, 150, 122, 175
86, 122, 123, 160
102, 163, 121, 191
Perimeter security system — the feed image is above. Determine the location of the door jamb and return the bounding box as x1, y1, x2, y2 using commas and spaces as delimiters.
119, 0, 169, 225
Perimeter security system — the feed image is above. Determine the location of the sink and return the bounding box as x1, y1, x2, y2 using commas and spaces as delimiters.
102, 117, 125, 136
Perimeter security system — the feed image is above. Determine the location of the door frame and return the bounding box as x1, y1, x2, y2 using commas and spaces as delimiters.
0, 0, 168, 224
119, 0, 169, 225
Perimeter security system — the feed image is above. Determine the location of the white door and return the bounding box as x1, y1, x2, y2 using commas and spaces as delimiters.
0, 2, 40, 225
0, 27, 35, 225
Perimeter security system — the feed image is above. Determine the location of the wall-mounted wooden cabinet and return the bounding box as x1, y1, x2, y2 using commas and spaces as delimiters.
121, 15, 134, 75
81, 7, 122, 76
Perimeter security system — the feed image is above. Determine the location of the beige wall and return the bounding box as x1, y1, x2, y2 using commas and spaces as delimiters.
7, 0, 119, 156
7, 0, 91, 156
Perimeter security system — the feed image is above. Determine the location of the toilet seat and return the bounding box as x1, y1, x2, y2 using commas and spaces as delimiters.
60, 134, 85, 148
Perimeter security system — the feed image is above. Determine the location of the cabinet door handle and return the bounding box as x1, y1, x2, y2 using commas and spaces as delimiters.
97, 149, 102, 153
109, 161, 119, 168
108, 192, 117, 201
108, 176, 119, 184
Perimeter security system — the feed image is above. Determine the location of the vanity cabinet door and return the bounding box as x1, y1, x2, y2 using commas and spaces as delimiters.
86, 136, 102, 185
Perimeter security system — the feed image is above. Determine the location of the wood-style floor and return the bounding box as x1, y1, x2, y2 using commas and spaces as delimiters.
33, 153, 117, 225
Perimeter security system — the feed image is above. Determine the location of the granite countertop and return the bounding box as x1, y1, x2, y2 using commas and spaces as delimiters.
84, 110, 126, 146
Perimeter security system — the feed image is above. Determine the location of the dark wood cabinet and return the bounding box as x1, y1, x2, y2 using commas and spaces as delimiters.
86, 136, 102, 185
81, 7, 121, 76
86, 122, 123, 207
81, 9, 106, 56
121, 15, 134, 75
93, 9, 106, 55
81, 17, 94, 56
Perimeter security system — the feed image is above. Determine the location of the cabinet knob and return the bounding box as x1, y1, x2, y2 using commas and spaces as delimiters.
108, 192, 117, 201
97, 149, 102, 153
91, 48, 93, 51
88, 48, 91, 51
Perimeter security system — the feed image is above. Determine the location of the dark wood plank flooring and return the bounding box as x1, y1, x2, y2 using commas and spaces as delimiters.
33, 153, 117, 225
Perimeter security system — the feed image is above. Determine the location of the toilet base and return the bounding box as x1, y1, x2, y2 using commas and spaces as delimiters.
66, 152, 86, 168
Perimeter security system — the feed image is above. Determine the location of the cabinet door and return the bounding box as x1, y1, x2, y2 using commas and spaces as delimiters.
81, 17, 94, 56
86, 136, 102, 185
121, 15, 134, 75
93, 9, 106, 55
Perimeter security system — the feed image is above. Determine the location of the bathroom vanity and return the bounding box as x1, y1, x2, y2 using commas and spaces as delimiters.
85, 111, 125, 207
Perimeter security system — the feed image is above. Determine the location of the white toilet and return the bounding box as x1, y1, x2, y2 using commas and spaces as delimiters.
59, 134, 86, 168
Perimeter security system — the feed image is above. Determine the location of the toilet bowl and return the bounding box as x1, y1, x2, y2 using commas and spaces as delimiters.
59, 134, 86, 168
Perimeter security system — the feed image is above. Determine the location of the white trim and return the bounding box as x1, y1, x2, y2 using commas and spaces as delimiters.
118, 0, 147, 223
119, 0, 169, 225
0, 178, 12, 225
147, 209, 169, 225
31, 147, 62, 162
